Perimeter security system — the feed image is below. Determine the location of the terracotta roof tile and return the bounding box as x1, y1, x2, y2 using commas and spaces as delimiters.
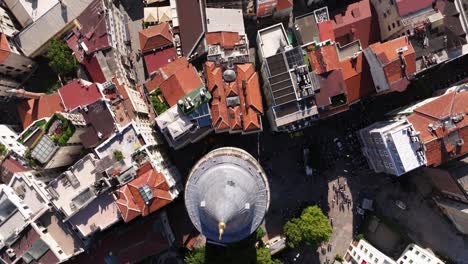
0, 33, 10, 64
139, 22, 173, 52
308, 44, 341, 74
315, 69, 347, 108
368, 36, 416, 92
159, 64, 203, 106
331, 0, 375, 48
340, 52, 374, 103
58, 79, 103, 111
205, 62, 262, 133
407, 88, 468, 166
396, 0, 433, 17
144, 57, 190, 93
115, 163, 173, 223
143, 47, 177, 75
317, 21, 335, 42
17, 93, 65, 129
276, 0, 293, 11
83, 55, 106, 83
206, 32, 240, 49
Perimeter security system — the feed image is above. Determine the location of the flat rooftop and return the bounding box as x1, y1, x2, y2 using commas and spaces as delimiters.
9, 176, 47, 218
294, 13, 320, 45
46, 154, 101, 217
6, 0, 58, 23
68, 193, 119, 237
95, 124, 144, 165
38, 211, 83, 256
206, 8, 245, 34
258, 24, 289, 58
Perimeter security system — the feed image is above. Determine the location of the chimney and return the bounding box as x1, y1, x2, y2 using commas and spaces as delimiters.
6, 89, 44, 100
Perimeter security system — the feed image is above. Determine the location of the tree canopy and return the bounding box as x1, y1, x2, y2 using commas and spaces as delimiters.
46, 39, 77, 76
283, 206, 332, 248
185, 246, 205, 264
256, 247, 282, 264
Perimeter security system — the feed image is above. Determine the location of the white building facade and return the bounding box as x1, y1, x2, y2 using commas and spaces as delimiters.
358, 119, 426, 176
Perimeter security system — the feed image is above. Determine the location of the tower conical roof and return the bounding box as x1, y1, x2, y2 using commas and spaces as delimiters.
184, 147, 270, 243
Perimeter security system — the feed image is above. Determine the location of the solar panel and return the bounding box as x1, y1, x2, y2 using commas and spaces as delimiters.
285, 47, 304, 69
266, 54, 287, 76
138, 184, 153, 204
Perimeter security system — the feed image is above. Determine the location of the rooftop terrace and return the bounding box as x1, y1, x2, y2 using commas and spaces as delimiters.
258, 24, 289, 58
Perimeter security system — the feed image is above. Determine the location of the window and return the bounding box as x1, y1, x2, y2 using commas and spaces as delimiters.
5, 66, 13, 70
422, 255, 426, 259
370, 253, 373, 258
397, 20, 401, 26
392, 22, 396, 28
409, 260, 413, 264
403, 256, 407, 259
374, 258, 379, 263
415, 251, 420, 255
384, 12, 387, 18
365, 249, 368, 254
388, 25, 391, 31
360, 245, 363, 250
390, 0, 394, 5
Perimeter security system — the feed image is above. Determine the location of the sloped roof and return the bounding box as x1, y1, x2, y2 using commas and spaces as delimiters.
276, 0, 293, 11
143, 47, 177, 75
115, 163, 173, 223
396, 0, 433, 17
206, 32, 240, 49
407, 88, 468, 166
308, 44, 341, 74
58, 79, 103, 111
205, 62, 263, 133
145, 57, 190, 93
17, 94, 65, 129
317, 20, 335, 42
0, 33, 11, 64
340, 52, 375, 104
368, 36, 416, 92
145, 58, 203, 106
139, 22, 173, 52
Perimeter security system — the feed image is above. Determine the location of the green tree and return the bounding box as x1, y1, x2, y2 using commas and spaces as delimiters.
0, 143, 6, 155
283, 206, 332, 248
256, 247, 282, 264
46, 39, 77, 76
255, 227, 266, 242
185, 246, 205, 264
113, 150, 124, 161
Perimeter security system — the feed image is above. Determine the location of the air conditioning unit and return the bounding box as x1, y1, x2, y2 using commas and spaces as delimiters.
6, 248, 15, 258
456, 139, 464, 146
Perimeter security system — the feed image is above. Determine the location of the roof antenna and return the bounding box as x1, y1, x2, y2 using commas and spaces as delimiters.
218, 222, 226, 240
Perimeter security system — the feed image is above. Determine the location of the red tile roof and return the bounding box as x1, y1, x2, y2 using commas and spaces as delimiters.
317, 21, 335, 42
145, 58, 203, 106
308, 44, 341, 74
139, 22, 173, 53
332, 0, 375, 48
17, 94, 65, 129
276, 0, 293, 11
206, 32, 240, 49
315, 70, 348, 109
205, 62, 263, 133
58, 79, 103, 111
1, 157, 28, 175
143, 47, 177, 75
396, 0, 433, 17
407, 88, 468, 166
368, 36, 416, 92
116, 163, 173, 223
340, 52, 375, 104
83, 55, 106, 83
0, 33, 11, 64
